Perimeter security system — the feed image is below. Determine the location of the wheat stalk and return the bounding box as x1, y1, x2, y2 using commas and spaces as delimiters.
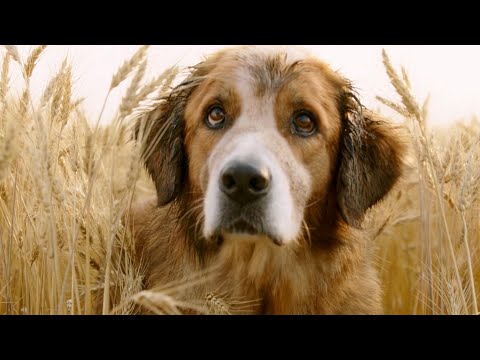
24, 45, 47, 79
379, 49, 473, 314
138, 65, 178, 101
381, 49, 421, 121
119, 59, 148, 118
205, 292, 232, 314
58, 65, 73, 128
0, 116, 17, 181
376, 96, 410, 117
0, 53, 10, 105
110, 45, 149, 91
4, 46, 21, 65
40, 59, 68, 108
133, 290, 182, 315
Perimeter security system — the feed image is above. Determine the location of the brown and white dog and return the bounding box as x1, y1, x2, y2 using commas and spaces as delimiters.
130, 45, 406, 314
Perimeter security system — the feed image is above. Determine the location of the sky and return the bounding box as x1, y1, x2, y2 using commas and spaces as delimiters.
5, 45, 480, 127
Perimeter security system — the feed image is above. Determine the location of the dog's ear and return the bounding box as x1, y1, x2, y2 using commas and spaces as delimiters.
134, 56, 221, 207
134, 80, 196, 207
336, 89, 405, 227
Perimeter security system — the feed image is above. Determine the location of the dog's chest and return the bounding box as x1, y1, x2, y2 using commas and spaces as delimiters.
203, 235, 317, 314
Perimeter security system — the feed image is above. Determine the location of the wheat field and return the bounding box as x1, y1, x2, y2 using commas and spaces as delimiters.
0, 45, 479, 315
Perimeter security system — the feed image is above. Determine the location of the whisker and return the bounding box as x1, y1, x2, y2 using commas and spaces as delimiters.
176, 202, 203, 225
302, 219, 312, 246
305, 197, 323, 208
193, 212, 205, 243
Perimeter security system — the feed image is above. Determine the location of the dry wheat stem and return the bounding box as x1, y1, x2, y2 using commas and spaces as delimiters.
381, 50, 469, 313
119, 59, 148, 118
0, 53, 10, 108
24, 45, 47, 79
25, 67, 65, 313
0, 119, 17, 181
382, 49, 421, 119
40, 59, 68, 108
418, 123, 468, 312
4, 46, 21, 65
110, 45, 149, 90
102, 149, 118, 315
376, 96, 410, 117
5, 160, 18, 314
461, 212, 478, 314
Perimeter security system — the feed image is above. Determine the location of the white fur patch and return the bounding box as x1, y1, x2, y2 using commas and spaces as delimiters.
203, 61, 311, 245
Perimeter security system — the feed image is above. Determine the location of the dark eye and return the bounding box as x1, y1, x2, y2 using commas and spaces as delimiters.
206, 106, 226, 129
292, 112, 316, 136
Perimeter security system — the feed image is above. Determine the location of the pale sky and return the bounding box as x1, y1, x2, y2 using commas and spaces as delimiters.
5, 45, 480, 127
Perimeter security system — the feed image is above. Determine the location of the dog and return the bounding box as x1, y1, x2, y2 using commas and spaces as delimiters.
129, 45, 406, 314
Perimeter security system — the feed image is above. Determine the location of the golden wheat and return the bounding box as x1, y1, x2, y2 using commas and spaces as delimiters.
110, 45, 150, 91
0, 46, 478, 315
373, 50, 480, 315
24, 45, 47, 79
119, 59, 148, 118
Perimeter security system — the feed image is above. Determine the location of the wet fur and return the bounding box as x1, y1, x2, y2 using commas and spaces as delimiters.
129, 46, 406, 314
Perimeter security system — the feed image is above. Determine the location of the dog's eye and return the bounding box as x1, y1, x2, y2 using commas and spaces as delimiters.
206, 106, 226, 129
292, 113, 316, 136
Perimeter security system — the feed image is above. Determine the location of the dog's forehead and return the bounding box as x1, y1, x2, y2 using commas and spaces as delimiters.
232, 46, 312, 93
202, 46, 316, 94
231, 45, 313, 64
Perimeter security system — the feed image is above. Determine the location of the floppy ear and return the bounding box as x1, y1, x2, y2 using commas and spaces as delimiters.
336, 90, 405, 227
134, 84, 193, 207
134, 56, 221, 207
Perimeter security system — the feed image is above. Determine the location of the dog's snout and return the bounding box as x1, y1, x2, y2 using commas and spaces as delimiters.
220, 161, 271, 205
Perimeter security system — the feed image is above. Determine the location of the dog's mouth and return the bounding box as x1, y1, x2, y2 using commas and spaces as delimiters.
213, 217, 283, 246
226, 219, 258, 235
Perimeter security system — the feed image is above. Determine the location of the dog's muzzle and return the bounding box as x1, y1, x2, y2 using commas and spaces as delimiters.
203, 132, 305, 247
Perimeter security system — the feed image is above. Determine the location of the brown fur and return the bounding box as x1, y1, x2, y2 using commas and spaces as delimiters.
129, 46, 406, 314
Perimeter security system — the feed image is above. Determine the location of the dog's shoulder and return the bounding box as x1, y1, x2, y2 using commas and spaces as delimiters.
124, 196, 166, 260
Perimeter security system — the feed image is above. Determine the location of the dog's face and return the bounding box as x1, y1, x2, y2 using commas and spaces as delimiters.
137, 46, 404, 247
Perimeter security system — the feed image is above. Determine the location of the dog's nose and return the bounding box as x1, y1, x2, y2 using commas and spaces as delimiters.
220, 162, 271, 205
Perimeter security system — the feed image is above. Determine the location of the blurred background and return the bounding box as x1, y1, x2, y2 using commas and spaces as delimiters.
6, 45, 480, 126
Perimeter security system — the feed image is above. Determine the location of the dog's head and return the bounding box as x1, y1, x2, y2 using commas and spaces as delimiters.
136, 46, 405, 246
